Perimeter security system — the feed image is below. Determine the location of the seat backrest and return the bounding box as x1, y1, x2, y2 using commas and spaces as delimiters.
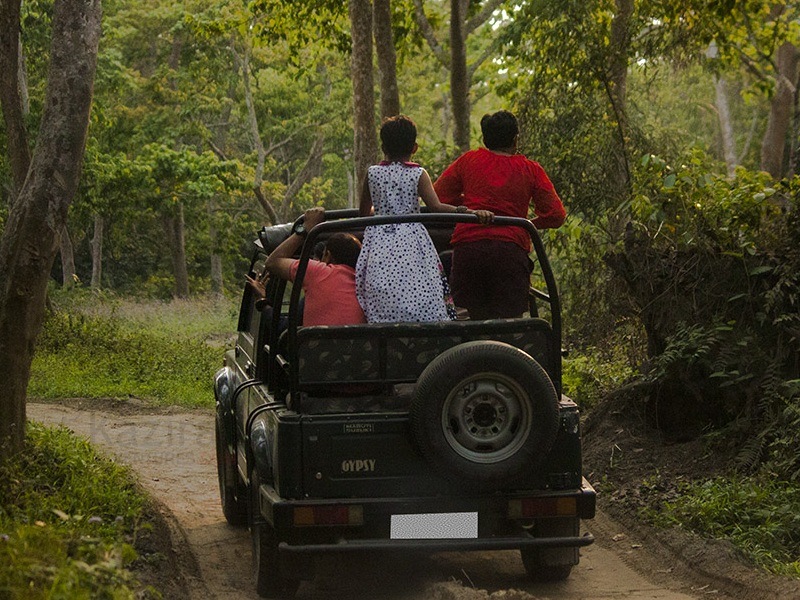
292, 318, 556, 387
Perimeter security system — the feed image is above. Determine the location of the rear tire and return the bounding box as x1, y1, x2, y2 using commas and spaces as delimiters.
251, 470, 299, 599
216, 420, 248, 526
520, 550, 573, 582
520, 517, 580, 582
411, 341, 560, 490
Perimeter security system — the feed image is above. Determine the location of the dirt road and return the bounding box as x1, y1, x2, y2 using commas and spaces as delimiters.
29, 401, 717, 600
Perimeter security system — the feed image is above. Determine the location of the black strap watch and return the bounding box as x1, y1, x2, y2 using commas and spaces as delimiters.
291, 221, 307, 236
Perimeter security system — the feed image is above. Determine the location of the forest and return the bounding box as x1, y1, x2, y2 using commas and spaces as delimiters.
1, 0, 799, 594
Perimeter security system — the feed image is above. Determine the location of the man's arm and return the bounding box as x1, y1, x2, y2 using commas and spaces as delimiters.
432, 158, 464, 205
529, 164, 566, 229
265, 207, 326, 281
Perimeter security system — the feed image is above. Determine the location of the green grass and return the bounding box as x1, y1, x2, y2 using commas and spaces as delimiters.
0, 422, 154, 599
29, 293, 237, 408
647, 476, 800, 577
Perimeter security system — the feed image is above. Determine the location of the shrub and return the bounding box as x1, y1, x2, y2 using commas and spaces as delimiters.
0, 423, 149, 598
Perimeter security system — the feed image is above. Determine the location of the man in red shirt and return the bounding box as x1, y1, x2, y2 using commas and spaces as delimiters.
434, 110, 566, 319
261, 207, 366, 326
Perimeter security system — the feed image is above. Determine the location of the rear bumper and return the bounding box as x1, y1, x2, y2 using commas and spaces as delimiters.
258, 478, 596, 555
279, 533, 594, 554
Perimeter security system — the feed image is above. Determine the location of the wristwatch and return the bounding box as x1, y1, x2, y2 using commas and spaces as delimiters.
455, 205, 469, 214
291, 221, 307, 236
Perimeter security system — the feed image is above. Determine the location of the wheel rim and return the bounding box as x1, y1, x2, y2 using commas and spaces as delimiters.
441, 372, 533, 463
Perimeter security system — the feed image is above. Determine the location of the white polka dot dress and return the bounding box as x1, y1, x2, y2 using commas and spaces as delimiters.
356, 162, 453, 323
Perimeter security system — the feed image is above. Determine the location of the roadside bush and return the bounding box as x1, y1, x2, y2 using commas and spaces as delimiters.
0, 422, 152, 598
649, 476, 800, 577
605, 152, 800, 477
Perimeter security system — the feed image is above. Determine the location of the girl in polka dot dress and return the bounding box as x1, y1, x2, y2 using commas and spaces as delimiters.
356, 116, 493, 323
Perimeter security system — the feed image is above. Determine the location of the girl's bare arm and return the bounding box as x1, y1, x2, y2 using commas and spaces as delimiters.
359, 176, 374, 216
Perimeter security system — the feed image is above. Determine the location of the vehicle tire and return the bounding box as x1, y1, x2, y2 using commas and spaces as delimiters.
410, 341, 560, 490
251, 469, 300, 599
215, 420, 248, 526
520, 551, 573, 583
520, 517, 579, 582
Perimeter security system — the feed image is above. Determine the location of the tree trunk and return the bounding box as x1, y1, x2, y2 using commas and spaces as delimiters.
162, 205, 190, 298
232, 39, 280, 224
208, 198, 223, 296
373, 0, 400, 119
0, 0, 32, 203
349, 0, 378, 192
210, 247, 223, 297
609, 0, 633, 116
90, 214, 103, 288
761, 42, 800, 179
411, 0, 502, 154
17, 38, 29, 116
0, 0, 102, 461
450, 0, 470, 152
715, 77, 738, 177
59, 225, 76, 288
280, 134, 326, 220
605, 0, 634, 239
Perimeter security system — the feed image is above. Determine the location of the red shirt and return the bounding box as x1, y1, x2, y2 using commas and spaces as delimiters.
434, 147, 566, 251
289, 260, 366, 326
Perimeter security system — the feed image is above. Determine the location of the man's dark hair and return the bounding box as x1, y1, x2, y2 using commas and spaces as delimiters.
480, 110, 519, 151
380, 115, 417, 159
325, 233, 362, 269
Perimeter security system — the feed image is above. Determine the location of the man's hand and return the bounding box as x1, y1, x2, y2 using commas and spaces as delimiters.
303, 206, 325, 230
266, 207, 325, 282
473, 209, 494, 224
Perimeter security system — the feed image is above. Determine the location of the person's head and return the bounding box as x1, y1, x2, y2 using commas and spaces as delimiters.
480, 110, 519, 151
312, 241, 326, 261
322, 233, 362, 269
380, 115, 417, 160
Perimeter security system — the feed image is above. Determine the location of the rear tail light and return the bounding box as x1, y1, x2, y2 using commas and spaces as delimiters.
508, 497, 577, 519
293, 504, 364, 526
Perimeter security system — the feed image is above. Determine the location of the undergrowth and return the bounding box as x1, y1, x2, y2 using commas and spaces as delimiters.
29, 292, 236, 407
646, 476, 800, 577
0, 422, 156, 598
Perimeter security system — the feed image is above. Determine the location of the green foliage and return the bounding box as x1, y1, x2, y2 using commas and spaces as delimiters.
604, 150, 800, 475
648, 476, 800, 576
28, 294, 233, 407
562, 346, 636, 409
632, 150, 781, 252
0, 423, 151, 598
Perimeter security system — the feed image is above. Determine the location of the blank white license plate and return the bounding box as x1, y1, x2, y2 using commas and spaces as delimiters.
390, 512, 478, 539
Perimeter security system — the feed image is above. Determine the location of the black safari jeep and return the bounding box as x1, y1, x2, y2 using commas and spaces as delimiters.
214, 210, 595, 598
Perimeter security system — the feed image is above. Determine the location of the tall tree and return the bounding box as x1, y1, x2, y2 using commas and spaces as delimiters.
374, 0, 400, 118
0, 0, 102, 460
0, 0, 31, 202
412, 0, 505, 152
607, 0, 634, 196
349, 0, 379, 191
760, 39, 799, 178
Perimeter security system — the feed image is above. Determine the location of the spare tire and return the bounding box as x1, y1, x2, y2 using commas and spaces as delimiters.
410, 341, 560, 490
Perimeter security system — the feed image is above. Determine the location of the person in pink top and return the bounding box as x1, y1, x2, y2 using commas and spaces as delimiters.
262, 207, 366, 326
434, 110, 566, 320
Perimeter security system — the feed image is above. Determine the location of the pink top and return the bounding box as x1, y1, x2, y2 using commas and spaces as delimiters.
289, 260, 366, 326
434, 147, 566, 251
